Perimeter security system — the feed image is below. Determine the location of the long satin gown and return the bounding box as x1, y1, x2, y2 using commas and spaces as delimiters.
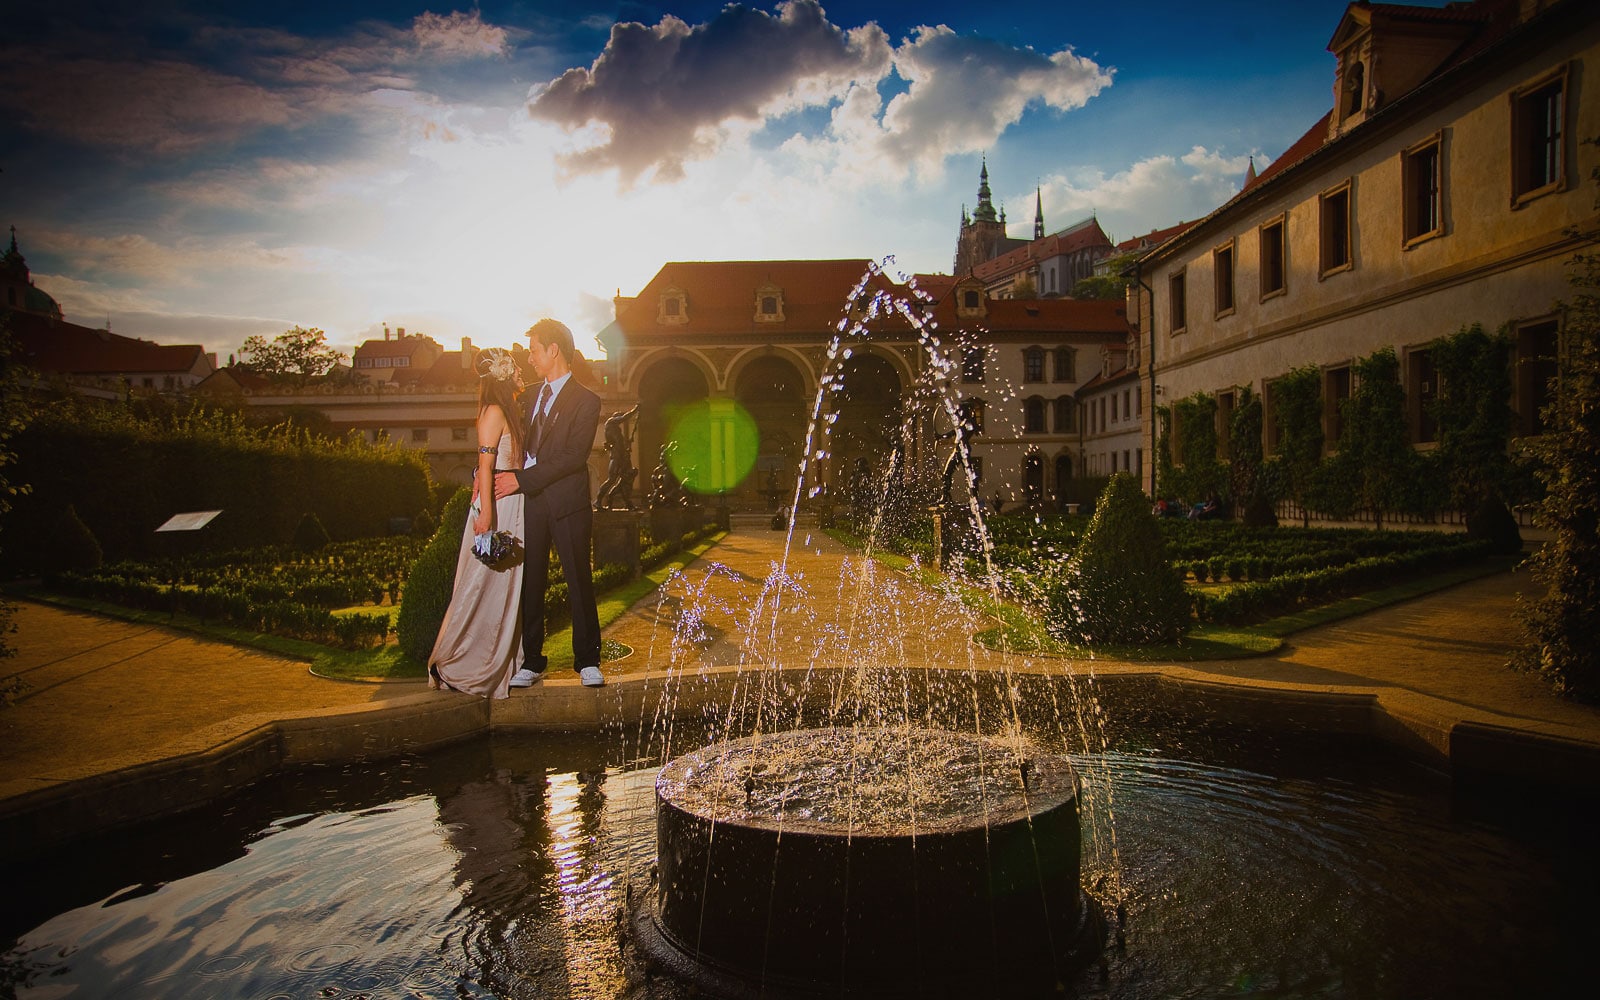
428, 433, 526, 698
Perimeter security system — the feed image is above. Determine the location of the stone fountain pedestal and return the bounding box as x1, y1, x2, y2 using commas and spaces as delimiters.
633, 727, 1104, 999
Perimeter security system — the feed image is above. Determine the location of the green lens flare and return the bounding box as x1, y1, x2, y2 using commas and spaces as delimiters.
665, 399, 759, 494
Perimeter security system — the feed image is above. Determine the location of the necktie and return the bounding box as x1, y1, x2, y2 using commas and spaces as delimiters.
530, 384, 553, 453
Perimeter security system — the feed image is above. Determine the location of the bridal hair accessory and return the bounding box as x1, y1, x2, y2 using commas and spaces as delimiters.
477, 348, 518, 383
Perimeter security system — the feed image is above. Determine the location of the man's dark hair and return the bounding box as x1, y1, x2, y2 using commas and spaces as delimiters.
528, 318, 575, 362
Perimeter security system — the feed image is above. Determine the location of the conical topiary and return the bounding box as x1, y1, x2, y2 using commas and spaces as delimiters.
58, 504, 103, 573
395, 487, 471, 666
1045, 472, 1190, 646
410, 507, 437, 539
292, 511, 331, 552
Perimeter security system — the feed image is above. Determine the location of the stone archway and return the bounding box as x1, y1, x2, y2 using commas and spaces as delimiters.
734, 355, 809, 510
825, 352, 903, 504
637, 356, 712, 500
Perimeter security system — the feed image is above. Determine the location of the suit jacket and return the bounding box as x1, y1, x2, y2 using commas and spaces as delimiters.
513, 377, 601, 519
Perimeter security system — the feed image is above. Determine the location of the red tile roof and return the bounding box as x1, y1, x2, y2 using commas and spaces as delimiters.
972, 218, 1112, 282
1116, 220, 1200, 254
7, 309, 211, 375
355, 336, 442, 358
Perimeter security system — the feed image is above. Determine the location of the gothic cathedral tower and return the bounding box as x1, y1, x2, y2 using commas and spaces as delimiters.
952, 158, 1009, 276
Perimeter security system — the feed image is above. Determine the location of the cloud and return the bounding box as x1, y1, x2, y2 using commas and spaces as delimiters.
1036, 146, 1272, 243
40, 231, 305, 285
878, 27, 1112, 170
527, 0, 891, 184
413, 10, 511, 59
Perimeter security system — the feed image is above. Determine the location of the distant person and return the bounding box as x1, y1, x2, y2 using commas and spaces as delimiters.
428, 348, 527, 698
495, 319, 606, 688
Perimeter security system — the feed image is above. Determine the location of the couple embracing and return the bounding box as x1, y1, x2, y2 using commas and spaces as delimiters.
427, 318, 605, 698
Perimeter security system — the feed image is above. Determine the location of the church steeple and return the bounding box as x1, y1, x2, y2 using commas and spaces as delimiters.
1034, 187, 1044, 239
973, 156, 998, 223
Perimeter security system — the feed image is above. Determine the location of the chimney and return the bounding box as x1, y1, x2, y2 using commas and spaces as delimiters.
461, 336, 474, 368
397, 326, 405, 338
383, 323, 390, 341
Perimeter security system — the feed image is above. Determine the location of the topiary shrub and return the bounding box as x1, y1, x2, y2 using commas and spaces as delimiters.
1043, 473, 1190, 646
1466, 494, 1522, 555
395, 487, 471, 665
410, 507, 437, 539
293, 511, 331, 552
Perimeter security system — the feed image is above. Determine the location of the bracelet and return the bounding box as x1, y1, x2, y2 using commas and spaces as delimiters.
478, 446, 498, 454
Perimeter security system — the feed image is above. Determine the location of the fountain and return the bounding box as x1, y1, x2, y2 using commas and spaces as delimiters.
633, 728, 1103, 998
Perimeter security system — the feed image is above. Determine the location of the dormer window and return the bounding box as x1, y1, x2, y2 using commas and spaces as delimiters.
1343, 61, 1365, 117
657, 286, 688, 325
754, 283, 785, 323
955, 280, 987, 319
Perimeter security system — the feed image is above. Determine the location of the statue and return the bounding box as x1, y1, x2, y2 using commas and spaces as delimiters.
940, 401, 980, 506
648, 443, 685, 510
595, 403, 640, 511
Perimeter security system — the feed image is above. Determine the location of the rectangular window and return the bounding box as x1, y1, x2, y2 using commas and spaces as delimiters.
1403, 136, 1443, 245
1512, 68, 1567, 203
1214, 241, 1235, 316
1320, 182, 1352, 275
1054, 348, 1075, 382
1169, 271, 1187, 334
1408, 349, 1438, 444
1122, 389, 1131, 422
1260, 216, 1286, 298
1136, 448, 1143, 475
412, 428, 429, 443
393, 357, 409, 367
961, 345, 986, 383
1516, 319, 1560, 436
1324, 365, 1352, 449
452, 426, 469, 441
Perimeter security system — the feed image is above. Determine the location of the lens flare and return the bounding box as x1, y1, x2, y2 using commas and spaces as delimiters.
665, 399, 759, 494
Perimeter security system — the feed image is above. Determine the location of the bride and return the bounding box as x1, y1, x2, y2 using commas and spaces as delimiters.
428, 347, 527, 698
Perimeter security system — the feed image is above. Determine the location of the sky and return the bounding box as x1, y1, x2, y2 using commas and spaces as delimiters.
0, 0, 1413, 363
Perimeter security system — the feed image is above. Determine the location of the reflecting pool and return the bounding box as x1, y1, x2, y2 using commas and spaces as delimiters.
1, 721, 1591, 999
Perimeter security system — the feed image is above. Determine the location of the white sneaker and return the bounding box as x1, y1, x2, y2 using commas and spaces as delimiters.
509, 668, 543, 688
579, 665, 605, 687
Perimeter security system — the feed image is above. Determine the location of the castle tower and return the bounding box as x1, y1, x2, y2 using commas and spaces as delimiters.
953, 158, 1010, 275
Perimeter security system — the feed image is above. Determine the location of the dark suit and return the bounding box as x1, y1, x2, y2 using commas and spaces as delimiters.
512, 377, 602, 673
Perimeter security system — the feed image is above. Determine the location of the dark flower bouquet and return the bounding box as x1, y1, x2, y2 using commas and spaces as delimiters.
471, 529, 523, 569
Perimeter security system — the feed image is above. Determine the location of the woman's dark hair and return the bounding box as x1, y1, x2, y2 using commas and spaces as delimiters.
479, 372, 524, 462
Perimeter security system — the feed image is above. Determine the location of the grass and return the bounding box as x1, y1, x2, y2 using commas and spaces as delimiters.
5, 533, 726, 682
824, 527, 1519, 663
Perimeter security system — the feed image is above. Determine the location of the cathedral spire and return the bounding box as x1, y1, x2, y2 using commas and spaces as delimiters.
973, 156, 997, 223
1034, 187, 1044, 240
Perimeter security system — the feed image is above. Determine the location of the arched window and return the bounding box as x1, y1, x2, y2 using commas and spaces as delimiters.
1023, 347, 1045, 383
1053, 396, 1075, 433
961, 397, 986, 433
1024, 396, 1046, 434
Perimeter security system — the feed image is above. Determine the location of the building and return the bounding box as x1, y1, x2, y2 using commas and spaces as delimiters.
351, 327, 444, 382
4, 231, 216, 397
1133, 0, 1599, 498
1075, 339, 1144, 483
954, 163, 1116, 298
597, 259, 1131, 512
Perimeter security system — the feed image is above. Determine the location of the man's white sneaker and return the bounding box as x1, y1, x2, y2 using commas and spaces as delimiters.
509, 668, 543, 688
579, 665, 605, 687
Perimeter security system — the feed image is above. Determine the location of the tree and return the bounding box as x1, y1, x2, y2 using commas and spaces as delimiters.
1165, 391, 1227, 505
1010, 274, 1038, 299
0, 312, 34, 668
1229, 384, 1276, 526
1515, 217, 1600, 701
239, 326, 347, 385
1070, 251, 1137, 301
1044, 472, 1189, 646
1430, 323, 1521, 551
1272, 365, 1324, 527
1338, 347, 1415, 530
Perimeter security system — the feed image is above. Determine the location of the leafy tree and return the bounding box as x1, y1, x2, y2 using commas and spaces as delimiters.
0, 312, 35, 666
1337, 347, 1415, 530
1272, 365, 1324, 527
1010, 274, 1038, 299
1430, 323, 1521, 551
1165, 391, 1227, 505
1515, 227, 1600, 701
1044, 472, 1189, 645
239, 326, 347, 385
1070, 252, 1137, 300
1229, 384, 1276, 526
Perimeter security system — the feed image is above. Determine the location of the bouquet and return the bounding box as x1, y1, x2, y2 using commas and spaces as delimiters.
471, 529, 523, 568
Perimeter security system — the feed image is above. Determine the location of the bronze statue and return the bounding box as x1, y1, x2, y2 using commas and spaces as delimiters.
595, 404, 640, 510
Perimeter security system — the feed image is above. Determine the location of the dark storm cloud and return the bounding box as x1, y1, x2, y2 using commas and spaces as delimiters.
526, 0, 892, 184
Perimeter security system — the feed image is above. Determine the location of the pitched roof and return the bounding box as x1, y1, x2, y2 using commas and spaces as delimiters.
6, 309, 211, 375
354, 335, 442, 358
972, 217, 1113, 282
1115, 220, 1200, 255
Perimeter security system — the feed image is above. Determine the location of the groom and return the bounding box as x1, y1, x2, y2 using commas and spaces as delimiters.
493, 318, 605, 688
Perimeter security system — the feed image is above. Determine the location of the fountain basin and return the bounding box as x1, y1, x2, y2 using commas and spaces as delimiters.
638, 727, 1103, 999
